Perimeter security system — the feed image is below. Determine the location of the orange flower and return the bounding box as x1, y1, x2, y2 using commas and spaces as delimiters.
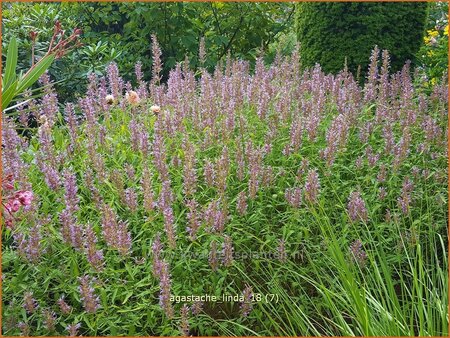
125, 90, 140, 105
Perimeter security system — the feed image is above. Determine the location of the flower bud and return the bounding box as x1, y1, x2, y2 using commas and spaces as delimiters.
150, 105, 161, 114
105, 94, 115, 105
29, 31, 38, 41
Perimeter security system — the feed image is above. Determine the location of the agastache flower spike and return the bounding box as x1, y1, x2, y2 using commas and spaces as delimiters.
151, 34, 163, 86
13, 221, 43, 263
66, 323, 81, 336
191, 301, 203, 315
349, 239, 367, 267
23, 292, 38, 313
83, 223, 104, 271
240, 285, 254, 317
285, 187, 302, 208
152, 233, 163, 277
18, 322, 30, 336
25, 221, 43, 263
236, 191, 248, 216
397, 177, 413, 215
348, 191, 369, 223
378, 187, 387, 200
78, 275, 100, 313
186, 199, 201, 240
101, 205, 132, 255
57, 295, 72, 314
42, 309, 57, 331
116, 220, 132, 255
222, 235, 234, 267
182, 140, 197, 196
204, 160, 215, 187
158, 260, 174, 318
304, 169, 320, 204
277, 239, 287, 263
179, 304, 190, 336
124, 187, 138, 212
377, 164, 387, 182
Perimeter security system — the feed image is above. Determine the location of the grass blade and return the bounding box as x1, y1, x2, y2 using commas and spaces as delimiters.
3, 36, 18, 88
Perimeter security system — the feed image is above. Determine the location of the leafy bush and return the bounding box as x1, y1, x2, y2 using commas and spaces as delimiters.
296, 2, 428, 75
68, 2, 295, 75
417, 1, 448, 85
2, 23, 82, 112
1, 2, 121, 103
2, 2, 295, 103
2, 42, 448, 335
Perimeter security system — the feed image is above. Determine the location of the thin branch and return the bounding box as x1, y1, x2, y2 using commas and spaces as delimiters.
218, 8, 248, 61
210, 3, 224, 37
264, 5, 296, 50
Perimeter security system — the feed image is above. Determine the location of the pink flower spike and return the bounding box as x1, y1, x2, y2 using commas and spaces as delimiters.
15, 190, 34, 206
5, 199, 21, 213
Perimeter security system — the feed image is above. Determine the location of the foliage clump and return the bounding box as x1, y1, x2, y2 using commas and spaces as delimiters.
296, 2, 428, 75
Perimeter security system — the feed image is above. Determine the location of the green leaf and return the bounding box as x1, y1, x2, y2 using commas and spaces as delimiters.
17, 53, 55, 94
70, 256, 79, 278
100, 288, 108, 309
122, 290, 133, 304
1, 79, 18, 111
84, 317, 95, 332
3, 37, 18, 88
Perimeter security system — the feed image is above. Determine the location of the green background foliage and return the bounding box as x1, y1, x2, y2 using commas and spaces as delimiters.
295, 2, 429, 75
417, 1, 448, 84
2, 2, 294, 103
3, 1, 444, 103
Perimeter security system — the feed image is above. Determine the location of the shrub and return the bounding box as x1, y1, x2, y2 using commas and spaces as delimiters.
417, 1, 448, 85
296, 2, 428, 75
2, 2, 295, 103
1, 2, 120, 103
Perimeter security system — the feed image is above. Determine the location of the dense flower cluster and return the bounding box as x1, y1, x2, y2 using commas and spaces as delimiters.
304, 169, 320, 204
158, 260, 174, 318
66, 323, 81, 336
2, 186, 33, 228
57, 296, 72, 314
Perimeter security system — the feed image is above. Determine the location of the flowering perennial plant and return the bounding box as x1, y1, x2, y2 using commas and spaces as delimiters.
2, 40, 447, 336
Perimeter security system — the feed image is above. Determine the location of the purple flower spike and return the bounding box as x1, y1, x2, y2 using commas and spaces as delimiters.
78, 275, 100, 313
348, 191, 368, 223
240, 285, 254, 317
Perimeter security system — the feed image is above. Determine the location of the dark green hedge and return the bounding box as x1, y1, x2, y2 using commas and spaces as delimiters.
296, 2, 428, 75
